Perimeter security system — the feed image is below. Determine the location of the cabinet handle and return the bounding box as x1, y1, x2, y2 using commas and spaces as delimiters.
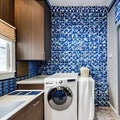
33, 100, 40, 107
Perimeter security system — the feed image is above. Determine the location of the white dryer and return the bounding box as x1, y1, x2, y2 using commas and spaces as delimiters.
44, 73, 78, 120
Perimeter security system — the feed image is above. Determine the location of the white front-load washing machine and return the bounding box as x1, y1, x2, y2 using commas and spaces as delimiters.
44, 73, 78, 120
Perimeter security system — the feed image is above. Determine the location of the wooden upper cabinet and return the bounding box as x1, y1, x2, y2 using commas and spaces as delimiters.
14, 0, 51, 60
15, 0, 32, 60
32, 1, 44, 60
0, 0, 14, 25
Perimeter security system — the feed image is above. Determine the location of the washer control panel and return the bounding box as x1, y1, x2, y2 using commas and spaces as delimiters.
59, 80, 63, 84
67, 79, 75, 82
54, 79, 77, 86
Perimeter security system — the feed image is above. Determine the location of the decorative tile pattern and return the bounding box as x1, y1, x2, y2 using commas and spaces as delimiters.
37, 6, 108, 106
0, 79, 16, 96
28, 61, 38, 77
115, 0, 120, 24
0, 6, 109, 106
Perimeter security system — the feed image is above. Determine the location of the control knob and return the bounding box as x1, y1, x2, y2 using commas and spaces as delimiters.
59, 80, 63, 84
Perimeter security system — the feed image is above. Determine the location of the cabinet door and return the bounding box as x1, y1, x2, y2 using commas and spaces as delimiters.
8, 109, 24, 120
15, 0, 32, 60
9, 94, 44, 120
32, 1, 44, 60
32, 94, 44, 120
15, 0, 51, 60
25, 94, 44, 120
0, 0, 14, 25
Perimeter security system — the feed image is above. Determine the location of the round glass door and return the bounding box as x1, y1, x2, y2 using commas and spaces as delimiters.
53, 90, 67, 105
48, 86, 72, 111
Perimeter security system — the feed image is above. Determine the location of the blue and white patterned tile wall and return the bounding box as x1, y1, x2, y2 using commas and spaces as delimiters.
0, 79, 16, 96
37, 6, 108, 106
0, 6, 109, 106
115, 0, 120, 24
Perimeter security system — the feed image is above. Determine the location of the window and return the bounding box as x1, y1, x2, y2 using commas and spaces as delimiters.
0, 19, 16, 80
0, 38, 10, 72
0, 37, 15, 80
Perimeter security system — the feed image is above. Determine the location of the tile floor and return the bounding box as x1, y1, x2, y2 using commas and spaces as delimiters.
95, 107, 120, 120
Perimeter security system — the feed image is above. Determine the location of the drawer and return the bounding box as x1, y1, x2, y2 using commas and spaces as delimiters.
17, 84, 44, 90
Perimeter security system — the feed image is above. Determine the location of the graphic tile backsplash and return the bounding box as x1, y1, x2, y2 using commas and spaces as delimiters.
37, 7, 108, 106
0, 6, 108, 107
0, 79, 16, 96
115, 0, 120, 24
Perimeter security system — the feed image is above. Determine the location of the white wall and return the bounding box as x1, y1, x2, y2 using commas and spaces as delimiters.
107, 4, 119, 113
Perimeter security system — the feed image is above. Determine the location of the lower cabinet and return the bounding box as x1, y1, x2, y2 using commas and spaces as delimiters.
17, 84, 44, 90
9, 94, 44, 120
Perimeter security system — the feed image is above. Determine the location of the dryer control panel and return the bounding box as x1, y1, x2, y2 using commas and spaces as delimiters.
44, 73, 78, 86
54, 79, 77, 86
67, 79, 75, 82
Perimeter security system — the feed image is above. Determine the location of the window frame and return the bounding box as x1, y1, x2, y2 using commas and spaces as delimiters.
0, 36, 15, 80
0, 39, 9, 72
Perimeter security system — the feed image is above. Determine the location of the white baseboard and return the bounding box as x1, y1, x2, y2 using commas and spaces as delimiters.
108, 101, 120, 118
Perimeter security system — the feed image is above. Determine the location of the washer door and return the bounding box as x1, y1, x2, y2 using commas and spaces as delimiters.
47, 86, 72, 111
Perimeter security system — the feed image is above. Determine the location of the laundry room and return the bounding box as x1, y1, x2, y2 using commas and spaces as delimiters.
0, 0, 120, 120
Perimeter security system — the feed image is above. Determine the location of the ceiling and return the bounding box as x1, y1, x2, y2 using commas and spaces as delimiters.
48, 0, 112, 6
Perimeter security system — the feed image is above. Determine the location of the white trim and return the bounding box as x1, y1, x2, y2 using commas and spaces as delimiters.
0, 72, 15, 80
108, 101, 120, 117
10, 42, 15, 72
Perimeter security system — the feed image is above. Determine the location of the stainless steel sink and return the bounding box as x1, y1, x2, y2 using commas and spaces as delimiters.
0, 100, 25, 119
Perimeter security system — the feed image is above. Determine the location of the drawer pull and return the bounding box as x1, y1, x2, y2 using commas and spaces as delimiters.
33, 100, 40, 107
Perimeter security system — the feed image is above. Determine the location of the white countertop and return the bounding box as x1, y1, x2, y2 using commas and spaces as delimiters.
17, 75, 49, 84
0, 90, 44, 120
